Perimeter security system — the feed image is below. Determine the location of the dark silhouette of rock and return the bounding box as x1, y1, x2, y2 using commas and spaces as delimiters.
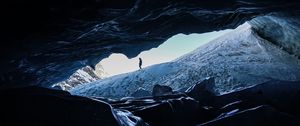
214, 80, 300, 118
0, 86, 147, 126
133, 97, 199, 126
186, 77, 216, 105
110, 80, 300, 126
152, 84, 173, 97
0, 80, 291, 126
198, 105, 300, 126
108, 92, 218, 126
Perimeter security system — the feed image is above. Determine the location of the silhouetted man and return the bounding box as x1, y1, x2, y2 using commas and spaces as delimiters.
139, 57, 142, 69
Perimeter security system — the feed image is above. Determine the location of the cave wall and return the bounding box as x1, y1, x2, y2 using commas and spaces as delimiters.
1, 0, 300, 88
249, 12, 300, 58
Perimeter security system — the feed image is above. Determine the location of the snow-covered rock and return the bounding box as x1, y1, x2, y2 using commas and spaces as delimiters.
53, 65, 108, 90
71, 21, 300, 99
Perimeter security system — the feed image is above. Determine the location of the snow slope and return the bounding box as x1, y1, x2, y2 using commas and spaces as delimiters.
71, 22, 300, 99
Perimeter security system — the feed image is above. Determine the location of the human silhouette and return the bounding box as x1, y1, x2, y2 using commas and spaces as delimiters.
139, 57, 143, 69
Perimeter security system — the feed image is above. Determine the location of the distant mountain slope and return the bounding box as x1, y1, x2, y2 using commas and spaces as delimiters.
71, 22, 300, 99
53, 65, 108, 90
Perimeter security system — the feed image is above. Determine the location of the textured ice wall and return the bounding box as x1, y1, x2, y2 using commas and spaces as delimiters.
249, 13, 300, 58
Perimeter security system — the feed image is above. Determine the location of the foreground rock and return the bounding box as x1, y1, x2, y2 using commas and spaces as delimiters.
152, 84, 173, 97
199, 105, 299, 126
214, 80, 300, 117
0, 87, 147, 126
109, 80, 300, 126
1, 80, 300, 126
108, 94, 210, 126
185, 77, 215, 105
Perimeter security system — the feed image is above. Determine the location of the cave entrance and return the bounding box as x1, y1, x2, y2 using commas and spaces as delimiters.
53, 29, 232, 90
100, 29, 233, 77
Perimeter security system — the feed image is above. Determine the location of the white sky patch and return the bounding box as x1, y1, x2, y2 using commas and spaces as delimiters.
99, 29, 233, 77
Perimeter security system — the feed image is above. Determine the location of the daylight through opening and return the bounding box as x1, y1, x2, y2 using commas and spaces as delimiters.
100, 29, 233, 77
53, 29, 233, 90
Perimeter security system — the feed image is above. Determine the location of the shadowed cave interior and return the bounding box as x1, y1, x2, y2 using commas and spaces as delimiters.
1, 0, 300, 126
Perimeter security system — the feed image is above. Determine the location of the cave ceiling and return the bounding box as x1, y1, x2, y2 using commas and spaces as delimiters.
1, 0, 300, 87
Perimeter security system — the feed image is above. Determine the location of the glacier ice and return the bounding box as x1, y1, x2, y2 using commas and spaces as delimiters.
71, 21, 300, 99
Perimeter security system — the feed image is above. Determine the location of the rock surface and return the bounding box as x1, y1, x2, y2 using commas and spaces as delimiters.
185, 78, 215, 105
198, 105, 300, 126
152, 84, 173, 97
1, 80, 300, 126
0, 86, 147, 126
101, 80, 300, 126
213, 80, 300, 118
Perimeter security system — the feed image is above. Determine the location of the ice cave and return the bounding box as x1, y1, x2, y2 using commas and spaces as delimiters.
1, 0, 300, 126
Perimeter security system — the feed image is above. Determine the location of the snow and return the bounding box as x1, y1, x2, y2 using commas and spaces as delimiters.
71, 22, 300, 99
76, 69, 95, 82
70, 61, 188, 98
52, 65, 106, 90
113, 109, 145, 126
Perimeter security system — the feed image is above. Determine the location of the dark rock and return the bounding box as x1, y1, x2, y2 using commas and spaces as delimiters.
120, 97, 135, 101
198, 105, 300, 126
52, 84, 63, 90
152, 84, 173, 97
186, 77, 216, 105
111, 93, 189, 112
91, 96, 118, 103
0, 86, 147, 126
214, 100, 260, 120
110, 93, 217, 126
109, 80, 300, 126
133, 97, 200, 126
218, 101, 247, 114
131, 88, 151, 98
214, 80, 300, 118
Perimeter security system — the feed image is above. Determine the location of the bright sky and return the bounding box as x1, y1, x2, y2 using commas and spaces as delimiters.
99, 29, 232, 77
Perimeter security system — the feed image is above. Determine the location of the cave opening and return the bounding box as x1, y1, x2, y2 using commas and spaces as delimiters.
100, 29, 233, 77
3, 1, 300, 125
53, 29, 233, 90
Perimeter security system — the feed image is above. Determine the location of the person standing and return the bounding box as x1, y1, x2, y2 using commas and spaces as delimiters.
139, 57, 143, 69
